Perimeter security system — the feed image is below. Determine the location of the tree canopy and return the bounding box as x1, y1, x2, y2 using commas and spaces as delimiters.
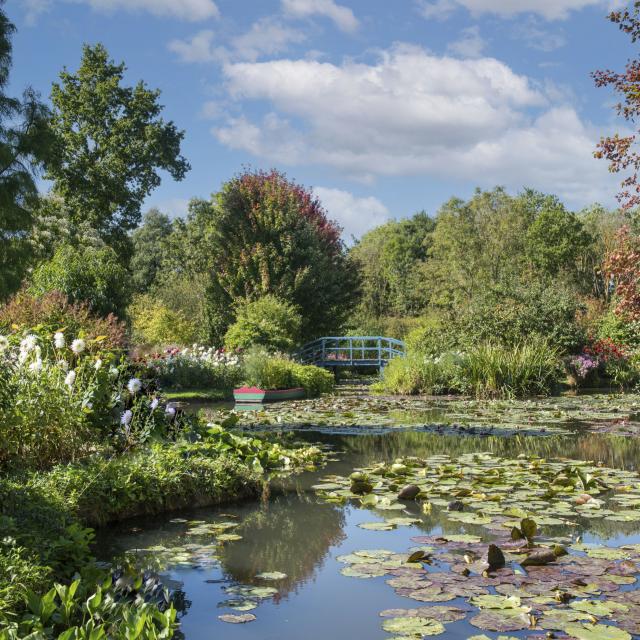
180, 169, 358, 344
46, 44, 189, 257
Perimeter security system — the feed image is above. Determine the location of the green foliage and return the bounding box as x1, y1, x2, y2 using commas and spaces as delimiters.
377, 339, 560, 399
404, 318, 457, 357
0, 539, 51, 619
130, 209, 175, 293
462, 340, 561, 398
224, 295, 303, 352
0, 354, 99, 471
0, 290, 127, 351
597, 310, 640, 348
130, 294, 199, 347
30, 244, 132, 319
526, 204, 591, 277
137, 346, 242, 393
182, 169, 357, 344
1, 576, 178, 639
46, 44, 189, 255
242, 348, 334, 397
455, 282, 586, 354
376, 352, 462, 395
350, 212, 435, 318
0, 4, 52, 301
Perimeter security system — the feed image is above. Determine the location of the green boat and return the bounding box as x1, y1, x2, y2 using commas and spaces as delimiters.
233, 386, 306, 403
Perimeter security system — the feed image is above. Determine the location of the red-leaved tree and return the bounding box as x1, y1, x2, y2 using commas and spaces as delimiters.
593, 2, 640, 208
605, 225, 640, 319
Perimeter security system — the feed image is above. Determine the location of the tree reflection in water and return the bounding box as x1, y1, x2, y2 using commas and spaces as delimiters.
218, 491, 346, 599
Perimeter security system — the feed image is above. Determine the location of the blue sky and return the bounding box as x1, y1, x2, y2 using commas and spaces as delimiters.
9, 0, 636, 239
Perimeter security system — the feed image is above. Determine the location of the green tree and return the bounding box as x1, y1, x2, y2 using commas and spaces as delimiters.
130, 208, 174, 292
351, 212, 435, 319
224, 295, 303, 352
46, 44, 189, 257
525, 196, 590, 278
184, 169, 358, 344
30, 244, 132, 318
0, 2, 52, 300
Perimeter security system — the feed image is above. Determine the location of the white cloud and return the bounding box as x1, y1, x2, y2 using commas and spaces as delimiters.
23, 0, 51, 24
24, 0, 219, 22
231, 17, 306, 61
281, 0, 359, 32
213, 44, 618, 206
447, 26, 486, 58
513, 20, 566, 51
75, 0, 219, 21
169, 18, 305, 63
417, 0, 604, 20
168, 30, 219, 63
313, 187, 390, 240
153, 198, 191, 220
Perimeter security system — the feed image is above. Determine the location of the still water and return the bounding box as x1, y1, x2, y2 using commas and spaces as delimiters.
99, 427, 640, 639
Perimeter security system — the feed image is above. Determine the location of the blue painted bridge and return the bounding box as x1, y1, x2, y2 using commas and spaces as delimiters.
296, 336, 406, 370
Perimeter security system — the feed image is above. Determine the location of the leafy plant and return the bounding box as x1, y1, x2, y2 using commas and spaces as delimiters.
224, 295, 303, 352
30, 244, 132, 319
242, 347, 333, 396
130, 295, 200, 347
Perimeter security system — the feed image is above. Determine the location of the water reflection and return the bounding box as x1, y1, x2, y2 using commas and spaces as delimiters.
100, 428, 640, 639
292, 430, 640, 473
218, 493, 345, 597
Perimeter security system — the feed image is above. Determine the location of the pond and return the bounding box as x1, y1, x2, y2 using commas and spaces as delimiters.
99, 391, 640, 640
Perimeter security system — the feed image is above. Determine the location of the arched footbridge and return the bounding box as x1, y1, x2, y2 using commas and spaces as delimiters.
296, 336, 406, 370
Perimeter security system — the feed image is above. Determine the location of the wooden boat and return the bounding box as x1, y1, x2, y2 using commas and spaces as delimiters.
233, 386, 305, 403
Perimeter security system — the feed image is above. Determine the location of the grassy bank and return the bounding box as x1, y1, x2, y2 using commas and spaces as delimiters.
374, 340, 561, 398
0, 435, 322, 636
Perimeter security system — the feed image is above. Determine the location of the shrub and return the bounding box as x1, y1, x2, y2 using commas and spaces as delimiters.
0, 329, 200, 470
290, 362, 335, 397
30, 244, 132, 318
130, 294, 200, 347
0, 290, 127, 352
404, 320, 458, 357
225, 295, 303, 352
456, 283, 586, 354
596, 310, 640, 349
242, 347, 334, 397
0, 539, 52, 619
137, 346, 243, 392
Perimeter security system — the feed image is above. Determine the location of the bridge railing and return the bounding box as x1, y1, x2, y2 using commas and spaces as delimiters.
295, 336, 405, 368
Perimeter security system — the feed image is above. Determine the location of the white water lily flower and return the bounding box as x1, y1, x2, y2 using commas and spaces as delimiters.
71, 338, 86, 354
64, 370, 76, 387
94, 358, 102, 371
121, 410, 133, 426
20, 334, 37, 352
127, 377, 142, 394
0, 336, 8, 351
54, 332, 65, 349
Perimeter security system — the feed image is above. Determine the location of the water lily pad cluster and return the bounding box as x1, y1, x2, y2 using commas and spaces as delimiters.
211, 387, 640, 438
338, 538, 640, 638
321, 452, 640, 639
312, 452, 640, 533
